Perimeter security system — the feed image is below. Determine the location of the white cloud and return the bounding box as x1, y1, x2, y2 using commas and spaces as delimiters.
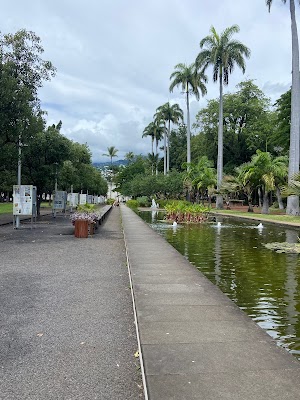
1, 0, 299, 161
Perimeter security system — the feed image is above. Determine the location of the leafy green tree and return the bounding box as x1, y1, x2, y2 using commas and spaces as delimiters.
196, 25, 250, 209
114, 156, 147, 196
271, 89, 291, 153
267, 0, 300, 215
184, 156, 216, 203
169, 63, 207, 167
169, 124, 187, 172
0, 30, 56, 194
242, 150, 288, 214
193, 80, 273, 173
155, 102, 183, 174
21, 124, 70, 212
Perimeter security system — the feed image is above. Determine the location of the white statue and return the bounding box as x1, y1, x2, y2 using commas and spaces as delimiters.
151, 199, 158, 208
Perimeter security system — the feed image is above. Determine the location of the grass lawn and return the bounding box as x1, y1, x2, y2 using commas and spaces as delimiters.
213, 209, 300, 225
0, 203, 12, 214
0, 202, 51, 215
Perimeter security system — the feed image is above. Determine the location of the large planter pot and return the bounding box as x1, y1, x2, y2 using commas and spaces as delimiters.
74, 220, 89, 238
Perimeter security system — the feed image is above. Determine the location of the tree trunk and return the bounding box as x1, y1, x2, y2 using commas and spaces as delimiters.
37, 192, 42, 216
163, 123, 167, 175
262, 190, 270, 214
257, 187, 263, 208
216, 74, 224, 209
156, 141, 158, 176
186, 88, 191, 167
247, 195, 254, 213
276, 186, 285, 210
167, 120, 171, 173
287, 0, 300, 215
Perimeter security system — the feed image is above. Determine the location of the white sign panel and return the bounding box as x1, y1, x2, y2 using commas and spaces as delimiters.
87, 195, 93, 204
79, 194, 87, 205
13, 185, 36, 215
53, 191, 67, 210
69, 193, 79, 207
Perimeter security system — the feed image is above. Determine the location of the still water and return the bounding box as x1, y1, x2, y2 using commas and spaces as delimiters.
139, 210, 300, 360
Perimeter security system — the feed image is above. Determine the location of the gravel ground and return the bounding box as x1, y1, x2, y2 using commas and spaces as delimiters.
0, 208, 143, 400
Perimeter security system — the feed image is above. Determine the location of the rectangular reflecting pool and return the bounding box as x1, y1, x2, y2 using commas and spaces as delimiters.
138, 210, 300, 360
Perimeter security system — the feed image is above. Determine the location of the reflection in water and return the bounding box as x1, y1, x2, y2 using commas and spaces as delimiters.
139, 211, 300, 360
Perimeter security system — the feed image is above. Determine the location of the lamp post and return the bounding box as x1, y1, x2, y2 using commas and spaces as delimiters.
15, 134, 22, 229
53, 162, 58, 217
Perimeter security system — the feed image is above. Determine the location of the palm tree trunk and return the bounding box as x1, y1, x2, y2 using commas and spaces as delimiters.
164, 123, 167, 175
262, 190, 269, 214
186, 88, 191, 167
156, 140, 158, 176
276, 186, 285, 210
258, 187, 263, 208
216, 75, 224, 209
287, 0, 300, 215
167, 120, 171, 173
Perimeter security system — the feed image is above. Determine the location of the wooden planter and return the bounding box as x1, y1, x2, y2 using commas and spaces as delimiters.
74, 220, 89, 238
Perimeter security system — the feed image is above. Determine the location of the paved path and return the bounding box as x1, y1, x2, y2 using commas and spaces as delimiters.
121, 205, 300, 400
0, 207, 54, 226
2, 204, 300, 399
0, 208, 143, 399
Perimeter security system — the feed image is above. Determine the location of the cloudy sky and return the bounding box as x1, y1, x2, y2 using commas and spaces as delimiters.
1, 0, 296, 162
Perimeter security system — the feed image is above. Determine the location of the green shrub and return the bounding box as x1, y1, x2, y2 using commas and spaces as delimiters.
136, 196, 150, 207
106, 198, 115, 205
158, 199, 189, 208
126, 199, 139, 209
77, 203, 95, 212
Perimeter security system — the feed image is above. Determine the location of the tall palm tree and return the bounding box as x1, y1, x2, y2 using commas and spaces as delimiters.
196, 25, 250, 209
147, 153, 159, 176
102, 146, 118, 165
125, 151, 135, 163
267, 0, 300, 215
142, 122, 155, 155
155, 102, 183, 175
142, 121, 164, 175
169, 63, 207, 169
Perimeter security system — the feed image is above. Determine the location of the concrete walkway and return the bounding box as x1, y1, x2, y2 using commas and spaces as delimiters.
0, 208, 143, 399
121, 205, 300, 400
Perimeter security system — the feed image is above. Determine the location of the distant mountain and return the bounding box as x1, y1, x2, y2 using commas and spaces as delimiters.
93, 159, 128, 169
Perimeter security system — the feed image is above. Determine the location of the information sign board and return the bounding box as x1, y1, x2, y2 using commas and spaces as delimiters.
69, 193, 79, 207
79, 194, 87, 205
13, 185, 37, 215
53, 191, 67, 210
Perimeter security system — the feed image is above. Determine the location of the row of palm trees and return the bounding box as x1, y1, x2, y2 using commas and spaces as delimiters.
143, 24, 250, 208
142, 102, 184, 175
142, 0, 300, 215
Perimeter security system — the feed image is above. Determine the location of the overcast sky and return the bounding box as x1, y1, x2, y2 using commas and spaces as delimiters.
1, 0, 296, 162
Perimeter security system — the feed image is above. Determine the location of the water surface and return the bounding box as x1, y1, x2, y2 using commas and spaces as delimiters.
139, 210, 300, 360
